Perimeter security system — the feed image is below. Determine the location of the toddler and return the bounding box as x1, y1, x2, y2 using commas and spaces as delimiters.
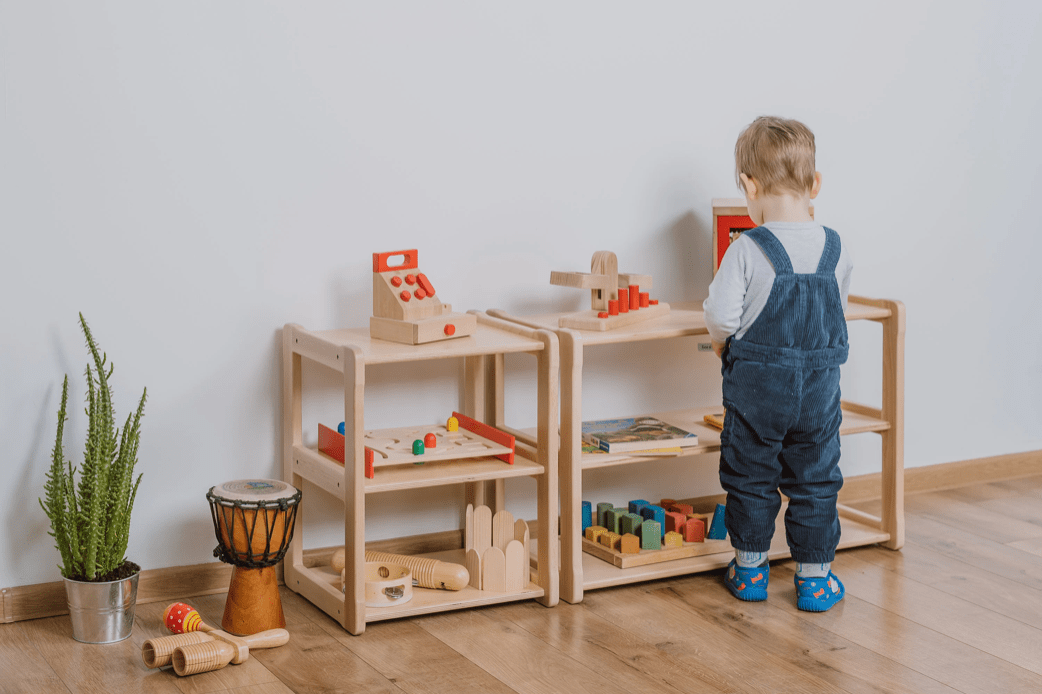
703, 116, 852, 612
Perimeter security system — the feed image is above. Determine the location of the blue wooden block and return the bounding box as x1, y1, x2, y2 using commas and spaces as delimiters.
581, 501, 592, 533
619, 513, 643, 536
597, 502, 614, 528
638, 520, 661, 550
707, 503, 728, 540
628, 499, 650, 515
639, 504, 666, 537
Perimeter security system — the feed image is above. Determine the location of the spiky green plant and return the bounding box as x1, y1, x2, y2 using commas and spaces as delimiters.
39, 313, 147, 581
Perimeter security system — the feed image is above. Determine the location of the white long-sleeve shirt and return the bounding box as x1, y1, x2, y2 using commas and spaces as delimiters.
703, 221, 853, 343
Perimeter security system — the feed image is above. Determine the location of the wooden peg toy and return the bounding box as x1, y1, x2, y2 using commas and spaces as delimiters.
549, 251, 669, 330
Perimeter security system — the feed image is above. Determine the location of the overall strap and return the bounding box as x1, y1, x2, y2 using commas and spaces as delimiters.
743, 228, 793, 275
815, 227, 842, 275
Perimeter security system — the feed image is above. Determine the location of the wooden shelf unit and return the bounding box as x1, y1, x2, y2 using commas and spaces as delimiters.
282, 312, 560, 634
489, 294, 905, 604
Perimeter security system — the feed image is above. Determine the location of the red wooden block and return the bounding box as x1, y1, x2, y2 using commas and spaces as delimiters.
318, 423, 344, 463
668, 503, 693, 516
451, 411, 515, 464
683, 518, 705, 543
373, 249, 418, 272
365, 447, 375, 479
608, 300, 619, 316
598, 312, 609, 318
617, 289, 629, 313
629, 284, 639, 310
659, 498, 677, 509
664, 511, 686, 534
639, 292, 649, 308
649, 299, 659, 305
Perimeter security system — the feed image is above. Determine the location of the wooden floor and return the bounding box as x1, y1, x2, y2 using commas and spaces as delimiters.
5, 475, 1042, 694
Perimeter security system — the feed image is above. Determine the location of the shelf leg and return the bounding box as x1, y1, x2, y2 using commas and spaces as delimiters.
559, 330, 584, 604
878, 300, 905, 550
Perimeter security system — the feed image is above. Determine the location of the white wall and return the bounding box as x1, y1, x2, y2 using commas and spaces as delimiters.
2, 1, 1040, 588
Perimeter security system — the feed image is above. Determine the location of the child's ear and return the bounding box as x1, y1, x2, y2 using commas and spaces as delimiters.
810, 172, 822, 199
740, 173, 758, 199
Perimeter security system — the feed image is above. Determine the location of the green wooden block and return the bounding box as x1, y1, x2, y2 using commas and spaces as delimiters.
620, 513, 643, 536
596, 502, 614, 528
639, 520, 661, 550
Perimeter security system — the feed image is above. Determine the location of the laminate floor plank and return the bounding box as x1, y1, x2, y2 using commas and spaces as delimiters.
847, 543, 1042, 630
1007, 536, 1042, 557
662, 572, 963, 694
903, 492, 1042, 544
768, 561, 1042, 694
24, 615, 184, 694
484, 599, 732, 694
0, 620, 71, 694
851, 498, 1042, 591
417, 608, 627, 694
249, 621, 405, 694
829, 553, 1042, 674
315, 612, 518, 694
579, 580, 853, 694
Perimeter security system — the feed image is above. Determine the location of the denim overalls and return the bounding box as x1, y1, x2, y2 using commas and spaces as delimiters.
719, 226, 849, 564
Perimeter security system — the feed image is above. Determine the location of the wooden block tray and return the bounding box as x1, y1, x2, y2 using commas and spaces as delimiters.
581, 535, 731, 569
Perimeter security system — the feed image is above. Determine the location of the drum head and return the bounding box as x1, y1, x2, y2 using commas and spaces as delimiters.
210, 479, 298, 504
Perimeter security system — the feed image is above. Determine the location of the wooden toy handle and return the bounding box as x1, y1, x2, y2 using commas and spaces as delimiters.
141, 632, 214, 669
238, 628, 291, 650
173, 640, 236, 676
331, 548, 469, 591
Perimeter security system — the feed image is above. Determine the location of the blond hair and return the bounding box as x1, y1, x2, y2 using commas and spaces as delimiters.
735, 116, 816, 196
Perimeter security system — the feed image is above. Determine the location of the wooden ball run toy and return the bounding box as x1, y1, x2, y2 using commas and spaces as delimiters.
550, 251, 669, 331
369, 249, 477, 344
141, 602, 290, 675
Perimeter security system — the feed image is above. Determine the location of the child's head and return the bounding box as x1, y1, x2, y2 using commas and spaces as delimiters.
735, 116, 817, 198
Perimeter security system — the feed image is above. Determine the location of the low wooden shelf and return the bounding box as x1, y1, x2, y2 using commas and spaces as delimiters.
489, 294, 905, 604
282, 312, 560, 634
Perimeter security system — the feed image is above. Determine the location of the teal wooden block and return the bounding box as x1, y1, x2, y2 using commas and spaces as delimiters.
638, 520, 661, 550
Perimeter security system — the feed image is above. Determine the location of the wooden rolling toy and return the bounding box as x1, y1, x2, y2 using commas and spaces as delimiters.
141, 602, 290, 675
370, 249, 477, 344
550, 251, 669, 330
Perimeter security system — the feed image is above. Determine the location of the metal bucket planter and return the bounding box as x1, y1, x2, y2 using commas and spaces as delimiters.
63, 570, 140, 644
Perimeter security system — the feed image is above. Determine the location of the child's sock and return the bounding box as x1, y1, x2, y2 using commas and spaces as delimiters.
736, 549, 769, 568
797, 562, 831, 578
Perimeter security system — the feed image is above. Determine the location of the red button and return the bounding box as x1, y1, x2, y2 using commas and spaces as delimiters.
417, 273, 435, 296
444, 324, 456, 336
415, 288, 427, 300
390, 276, 403, 287
400, 290, 411, 301
405, 274, 417, 285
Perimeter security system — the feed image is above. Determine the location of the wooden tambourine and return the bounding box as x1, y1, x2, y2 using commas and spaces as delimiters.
343, 562, 414, 607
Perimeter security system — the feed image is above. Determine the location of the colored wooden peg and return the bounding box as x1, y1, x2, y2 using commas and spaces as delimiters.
424, 432, 437, 448
412, 439, 425, 456
365, 447, 375, 479
608, 300, 619, 316
629, 284, 639, 310
617, 288, 629, 313
683, 518, 705, 543
598, 312, 609, 319
446, 416, 459, 432
639, 292, 650, 308
620, 534, 640, 554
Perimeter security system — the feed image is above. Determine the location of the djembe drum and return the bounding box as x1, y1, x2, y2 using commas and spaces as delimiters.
207, 479, 301, 635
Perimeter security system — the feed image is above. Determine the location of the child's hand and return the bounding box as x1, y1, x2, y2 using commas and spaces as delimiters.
712, 340, 726, 358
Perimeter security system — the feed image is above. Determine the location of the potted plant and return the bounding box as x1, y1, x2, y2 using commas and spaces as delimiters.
39, 313, 147, 643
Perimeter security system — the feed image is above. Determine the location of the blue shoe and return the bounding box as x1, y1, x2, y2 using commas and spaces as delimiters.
795, 571, 844, 612
724, 559, 769, 601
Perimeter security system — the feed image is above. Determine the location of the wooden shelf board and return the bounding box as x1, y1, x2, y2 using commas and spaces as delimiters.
292, 444, 543, 495
296, 323, 544, 366
489, 308, 708, 344
301, 549, 544, 624
579, 405, 888, 470
579, 513, 890, 590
